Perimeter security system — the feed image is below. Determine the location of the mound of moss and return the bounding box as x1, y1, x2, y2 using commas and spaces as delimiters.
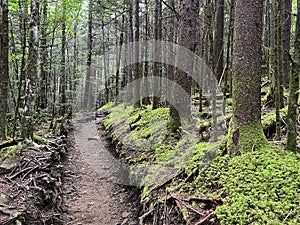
100, 102, 300, 224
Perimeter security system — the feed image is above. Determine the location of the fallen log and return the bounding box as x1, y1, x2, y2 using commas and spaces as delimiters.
0, 138, 23, 150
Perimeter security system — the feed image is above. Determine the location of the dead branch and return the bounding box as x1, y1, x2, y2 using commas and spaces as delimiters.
195, 212, 215, 225
0, 207, 13, 215
184, 197, 220, 205
139, 209, 154, 225
0, 138, 23, 149
171, 196, 205, 217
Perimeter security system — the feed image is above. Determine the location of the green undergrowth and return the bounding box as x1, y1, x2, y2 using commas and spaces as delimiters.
99, 102, 300, 224
262, 106, 288, 131
179, 144, 300, 224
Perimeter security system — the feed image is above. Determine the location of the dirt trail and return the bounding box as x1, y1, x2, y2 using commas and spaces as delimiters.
62, 114, 139, 225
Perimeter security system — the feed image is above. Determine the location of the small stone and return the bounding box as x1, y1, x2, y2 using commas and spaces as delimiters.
121, 211, 130, 218
0, 192, 12, 205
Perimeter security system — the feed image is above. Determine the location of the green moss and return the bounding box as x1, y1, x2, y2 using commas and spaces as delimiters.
33, 134, 48, 145
261, 106, 288, 130
216, 146, 300, 224
226, 120, 269, 155
97, 101, 115, 111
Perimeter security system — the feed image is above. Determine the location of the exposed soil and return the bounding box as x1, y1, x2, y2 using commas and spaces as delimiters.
62, 114, 140, 225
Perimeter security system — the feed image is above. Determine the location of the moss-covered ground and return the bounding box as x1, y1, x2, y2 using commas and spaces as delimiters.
99, 102, 300, 224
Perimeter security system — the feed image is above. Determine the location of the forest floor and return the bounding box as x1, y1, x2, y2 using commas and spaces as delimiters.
62, 113, 140, 225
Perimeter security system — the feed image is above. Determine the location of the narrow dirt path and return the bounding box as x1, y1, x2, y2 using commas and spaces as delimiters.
62, 114, 139, 225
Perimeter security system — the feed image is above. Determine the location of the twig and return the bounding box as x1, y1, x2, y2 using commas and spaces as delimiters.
282, 209, 293, 223
139, 209, 154, 225
171, 196, 205, 216
0, 207, 13, 215
195, 212, 215, 225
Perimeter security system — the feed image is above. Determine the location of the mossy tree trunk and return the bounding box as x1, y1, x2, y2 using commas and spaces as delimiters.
226, 0, 268, 155
286, 0, 300, 152
23, 0, 39, 140
0, 0, 9, 141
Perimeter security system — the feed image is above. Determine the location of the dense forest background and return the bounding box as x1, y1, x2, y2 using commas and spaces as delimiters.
0, 0, 300, 224
0, 0, 299, 150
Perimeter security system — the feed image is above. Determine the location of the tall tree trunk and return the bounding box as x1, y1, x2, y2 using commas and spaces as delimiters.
282, 0, 292, 87
13, 0, 28, 137
166, 0, 175, 105
24, 0, 39, 140
142, 0, 151, 106
40, 0, 48, 110
0, 0, 9, 141
115, 15, 125, 104
134, 0, 141, 108
227, 0, 268, 154
275, 0, 283, 140
83, 0, 93, 109
286, 0, 300, 152
60, 7, 67, 116
214, 0, 224, 82
170, 0, 199, 127
152, 0, 162, 110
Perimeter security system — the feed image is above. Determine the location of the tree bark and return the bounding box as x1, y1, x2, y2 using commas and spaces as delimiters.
286, 0, 300, 152
23, 0, 39, 140
152, 0, 162, 110
83, 0, 93, 109
214, 0, 224, 82
60, 5, 67, 116
0, 0, 9, 141
134, 0, 141, 108
282, 0, 292, 87
227, 0, 268, 155
169, 0, 200, 127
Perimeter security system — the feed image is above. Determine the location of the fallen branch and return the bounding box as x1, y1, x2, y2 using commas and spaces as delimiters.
139, 209, 154, 225
184, 197, 221, 205
0, 138, 23, 150
195, 212, 215, 225
171, 196, 205, 217
0, 207, 13, 215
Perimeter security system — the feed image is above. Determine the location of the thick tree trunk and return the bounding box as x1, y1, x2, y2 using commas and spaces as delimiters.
286, 0, 300, 152
227, 0, 268, 155
169, 0, 199, 127
0, 0, 9, 141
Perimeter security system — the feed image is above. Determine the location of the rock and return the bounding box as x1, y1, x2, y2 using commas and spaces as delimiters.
0, 146, 21, 171
0, 192, 12, 205
121, 211, 130, 218
121, 218, 129, 225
